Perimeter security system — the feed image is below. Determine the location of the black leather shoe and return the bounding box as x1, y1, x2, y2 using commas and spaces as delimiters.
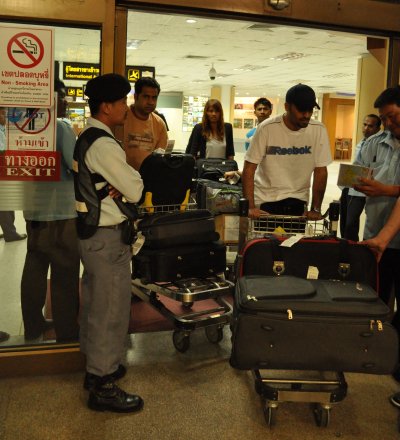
88, 382, 144, 413
4, 233, 27, 242
25, 319, 54, 340
0, 331, 9, 343
84, 364, 127, 390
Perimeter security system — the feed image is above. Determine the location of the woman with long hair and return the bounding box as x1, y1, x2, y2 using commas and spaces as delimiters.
187, 99, 235, 159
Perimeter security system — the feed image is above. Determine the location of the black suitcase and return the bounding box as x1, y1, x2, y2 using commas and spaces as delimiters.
139, 153, 195, 208
196, 179, 242, 214
138, 209, 219, 249
230, 275, 398, 374
195, 158, 238, 181
238, 237, 378, 290
132, 241, 227, 282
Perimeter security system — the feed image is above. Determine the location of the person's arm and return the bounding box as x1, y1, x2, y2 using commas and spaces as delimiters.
225, 123, 235, 159
306, 166, 327, 220
57, 120, 76, 170
354, 177, 400, 197
88, 137, 144, 203
155, 117, 168, 149
242, 160, 267, 218
189, 124, 202, 158
361, 196, 400, 261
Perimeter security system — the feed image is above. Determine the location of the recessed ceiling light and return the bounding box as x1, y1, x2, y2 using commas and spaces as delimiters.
126, 39, 143, 50
186, 19, 197, 24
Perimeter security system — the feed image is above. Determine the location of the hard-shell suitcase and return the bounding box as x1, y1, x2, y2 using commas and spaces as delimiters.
230, 274, 398, 374
132, 241, 227, 282
195, 158, 238, 181
139, 153, 195, 208
238, 237, 378, 290
138, 209, 219, 249
196, 179, 242, 214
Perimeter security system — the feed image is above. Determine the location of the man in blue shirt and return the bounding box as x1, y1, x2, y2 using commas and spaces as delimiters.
244, 97, 272, 150
21, 79, 80, 342
340, 114, 381, 241
353, 86, 400, 407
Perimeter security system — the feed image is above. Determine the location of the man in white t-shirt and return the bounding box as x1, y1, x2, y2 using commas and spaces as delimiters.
242, 84, 332, 219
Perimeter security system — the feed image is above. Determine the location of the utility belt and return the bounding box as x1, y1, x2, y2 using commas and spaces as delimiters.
98, 220, 135, 245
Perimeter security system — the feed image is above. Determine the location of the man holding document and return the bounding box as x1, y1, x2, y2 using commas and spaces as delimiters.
352, 86, 400, 324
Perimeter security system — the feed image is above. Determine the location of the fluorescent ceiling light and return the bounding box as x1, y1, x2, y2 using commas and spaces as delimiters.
186, 19, 197, 24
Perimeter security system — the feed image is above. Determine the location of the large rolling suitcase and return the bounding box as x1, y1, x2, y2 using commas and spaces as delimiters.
230, 230, 399, 427
238, 236, 378, 290
132, 241, 227, 282
230, 274, 398, 374
138, 209, 219, 249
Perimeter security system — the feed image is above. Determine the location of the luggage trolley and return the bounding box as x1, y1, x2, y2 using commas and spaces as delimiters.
131, 202, 233, 353
235, 199, 348, 428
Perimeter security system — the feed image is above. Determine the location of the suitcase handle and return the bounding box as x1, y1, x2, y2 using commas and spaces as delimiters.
162, 154, 191, 169
362, 362, 376, 369
261, 325, 274, 332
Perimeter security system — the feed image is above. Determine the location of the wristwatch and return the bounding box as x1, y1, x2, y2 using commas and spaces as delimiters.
311, 207, 321, 213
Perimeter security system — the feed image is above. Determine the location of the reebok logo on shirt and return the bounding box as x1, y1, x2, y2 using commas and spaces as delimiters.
267, 146, 312, 155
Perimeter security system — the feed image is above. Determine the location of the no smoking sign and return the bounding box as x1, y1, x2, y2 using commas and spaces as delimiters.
0, 25, 54, 107
7, 32, 45, 69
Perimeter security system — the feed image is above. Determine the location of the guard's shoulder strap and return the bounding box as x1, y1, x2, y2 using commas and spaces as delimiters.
78, 126, 115, 145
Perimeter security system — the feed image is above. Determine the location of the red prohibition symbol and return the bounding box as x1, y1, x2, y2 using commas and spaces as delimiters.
7, 32, 45, 69
14, 109, 51, 134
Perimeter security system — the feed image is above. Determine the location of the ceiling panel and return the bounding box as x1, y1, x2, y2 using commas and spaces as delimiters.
48, 10, 383, 98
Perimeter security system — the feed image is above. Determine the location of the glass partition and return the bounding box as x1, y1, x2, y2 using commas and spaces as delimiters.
0, 23, 100, 350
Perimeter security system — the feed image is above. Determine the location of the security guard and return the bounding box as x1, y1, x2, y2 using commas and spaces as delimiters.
74, 73, 144, 413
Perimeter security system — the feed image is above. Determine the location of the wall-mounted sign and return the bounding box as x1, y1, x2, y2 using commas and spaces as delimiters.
0, 103, 59, 181
125, 66, 155, 84
63, 62, 99, 80
0, 25, 54, 108
66, 86, 84, 99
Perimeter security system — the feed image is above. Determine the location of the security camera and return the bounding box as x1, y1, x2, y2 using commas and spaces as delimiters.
209, 65, 217, 80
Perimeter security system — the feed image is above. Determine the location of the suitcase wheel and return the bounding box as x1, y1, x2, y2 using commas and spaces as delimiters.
263, 402, 278, 427
312, 403, 330, 428
205, 325, 224, 344
172, 330, 190, 353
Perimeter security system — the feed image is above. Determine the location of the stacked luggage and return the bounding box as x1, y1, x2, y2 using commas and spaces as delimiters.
133, 209, 226, 282
130, 152, 233, 352
229, 203, 399, 427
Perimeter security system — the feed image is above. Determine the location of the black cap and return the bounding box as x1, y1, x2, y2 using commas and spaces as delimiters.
85, 73, 131, 103
286, 84, 320, 112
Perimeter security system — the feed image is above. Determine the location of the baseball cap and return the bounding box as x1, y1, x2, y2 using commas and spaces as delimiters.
286, 84, 320, 112
85, 73, 131, 103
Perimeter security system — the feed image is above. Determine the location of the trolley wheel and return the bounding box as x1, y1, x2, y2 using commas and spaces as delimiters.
172, 331, 190, 353
313, 404, 330, 427
181, 301, 193, 309
205, 325, 224, 343
263, 404, 277, 427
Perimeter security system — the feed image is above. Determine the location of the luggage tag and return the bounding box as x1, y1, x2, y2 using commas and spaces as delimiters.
280, 235, 303, 247
132, 231, 145, 255
307, 266, 319, 279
